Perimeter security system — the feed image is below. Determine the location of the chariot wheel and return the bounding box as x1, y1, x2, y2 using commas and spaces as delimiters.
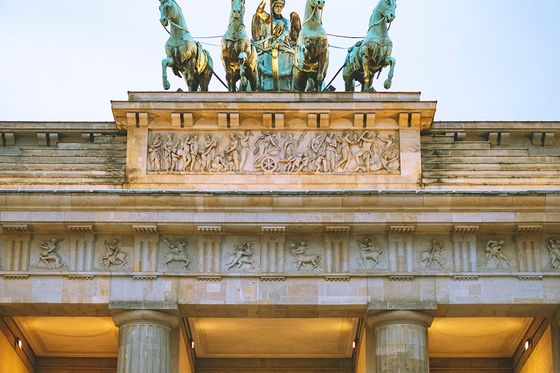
261, 156, 278, 173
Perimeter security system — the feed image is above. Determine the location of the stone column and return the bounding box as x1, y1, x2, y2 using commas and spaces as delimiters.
367, 311, 433, 373
113, 310, 180, 373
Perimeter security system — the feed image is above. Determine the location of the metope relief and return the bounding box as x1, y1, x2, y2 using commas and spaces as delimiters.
35, 238, 67, 270
420, 240, 447, 270
147, 130, 400, 174
161, 238, 190, 271
289, 241, 321, 271
99, 239, 129, 270
357, 237, 384, 270
483, 240, 511, 270
547, 239, 560, 270
225, 242, 258, 271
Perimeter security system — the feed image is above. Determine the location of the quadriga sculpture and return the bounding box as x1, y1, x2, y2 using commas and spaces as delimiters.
293, 0, 329, 92
222, 0, 259, 92
343, 0, 397, 92
159, 0, 213, 91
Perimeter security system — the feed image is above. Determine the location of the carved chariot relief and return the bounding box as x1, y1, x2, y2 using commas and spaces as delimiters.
162, 238, 190, 271
147, 130, 400, 175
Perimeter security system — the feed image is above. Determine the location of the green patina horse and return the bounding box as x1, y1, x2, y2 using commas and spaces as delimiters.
343, 0, 397, 92
222, 0, 259, 92
293, 0, 329, 92
159, 0, 213, 92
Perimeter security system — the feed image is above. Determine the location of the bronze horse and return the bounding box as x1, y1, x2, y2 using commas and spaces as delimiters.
293, 0, 329, 92
222, 0, 258, 92
159, 0, 213, 91
343, 0, 397, 92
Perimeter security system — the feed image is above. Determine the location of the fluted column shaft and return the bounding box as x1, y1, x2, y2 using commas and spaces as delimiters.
113, 310, 180, 373
367, 311, 433, 373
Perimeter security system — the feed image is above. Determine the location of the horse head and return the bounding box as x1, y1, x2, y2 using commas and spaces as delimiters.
376, 0, 397, 24
159, 0, 175, 27
309, 0, 326, 11
230, 0, 246, 23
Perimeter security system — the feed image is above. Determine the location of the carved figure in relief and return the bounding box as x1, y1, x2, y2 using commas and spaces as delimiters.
37, 238, 66, 269
147, 130, 400, 175
547, 239, 560, 270
421, 240, 445, 269
225, 134, 242, 172
100, 239, 128, 270
484, 240, 510, 270
357, 237, 383, 269
380, 135, 399, 171
162, 238, 190, 271
148, 134, 163, 171
202, 134, 218, 172
225, 242, 257, 270
162, 135, 175, 171
290, 241, 320, 271
239, 132, 252, 171
170, 136, 182, 171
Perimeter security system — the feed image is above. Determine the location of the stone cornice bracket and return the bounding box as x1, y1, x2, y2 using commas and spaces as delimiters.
453, 275, 479, 281
1, 224, 32, 234
517, 225, 543, 234
112, 310, 180, 329
1, 132, 15, 146
389, 275, 415, 282
389, 225, 416, 234
67, 224, 94, 233
261, 225, 286, 234
132, 224, 159, 234
218, 112, 240, 128
126, 112, 149, 129
171, 112, 193, 128
399, 112, 422, 128
196, 275, 222, 281
3, 274, 30, 280
453, 225, 480, 234
325, 275, 351, 282
66, 274, 95, 280
325, 226, 351, 234
367, 310, 434, 329
308, 113, 330, 129
197, 225, 222, 234
263, 113, 285, 129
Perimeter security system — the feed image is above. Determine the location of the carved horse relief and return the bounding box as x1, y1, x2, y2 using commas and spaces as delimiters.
159, 0, 213, 91
293, 0, 329, 92
343, 0, 397, 92
222, 0, 259, 91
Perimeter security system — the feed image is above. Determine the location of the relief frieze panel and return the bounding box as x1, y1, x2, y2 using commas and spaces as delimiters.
6, 232, 560, 275
147, 130, 400, 174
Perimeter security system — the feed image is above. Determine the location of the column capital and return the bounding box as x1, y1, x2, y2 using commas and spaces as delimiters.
112, 310, 180, 329
367, 310, 433, 329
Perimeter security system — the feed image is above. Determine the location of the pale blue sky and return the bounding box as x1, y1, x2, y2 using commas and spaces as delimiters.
0, 0, 559, 121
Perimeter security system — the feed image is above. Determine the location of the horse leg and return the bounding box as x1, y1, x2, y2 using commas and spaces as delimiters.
362, 55, 373, 92
162, 57, 174, 90
384, 56, 396, 90
239, 52, 249, 92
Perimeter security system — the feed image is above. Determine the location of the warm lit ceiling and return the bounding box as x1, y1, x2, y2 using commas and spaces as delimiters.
429, 317, 533, 358
14, 317, 118, 358
189, 317, 359, 358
